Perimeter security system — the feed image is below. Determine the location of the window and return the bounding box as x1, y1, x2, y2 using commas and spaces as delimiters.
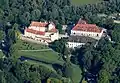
97, 34, 99, 37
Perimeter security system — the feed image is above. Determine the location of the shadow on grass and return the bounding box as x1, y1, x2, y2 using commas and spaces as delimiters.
19, 56, 63, 66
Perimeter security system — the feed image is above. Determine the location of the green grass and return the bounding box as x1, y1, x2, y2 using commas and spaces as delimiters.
72, 64, 82, 83
18, 50, 82, 82
0, 51, 4, 58
16, 40, 49, 50
71, 0, 103, 5
18, 50, 64, 65
17, 40, 82, 83
26, 60, 57, 72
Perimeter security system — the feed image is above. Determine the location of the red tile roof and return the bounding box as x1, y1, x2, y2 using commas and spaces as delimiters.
26, 28, 45, 35
72, 24, 102, 33
28, 21, 58, 32
30, 21, 48, 27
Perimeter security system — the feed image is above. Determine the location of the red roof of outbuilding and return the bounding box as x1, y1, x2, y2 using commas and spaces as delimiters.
30, 21, 48, 27
26, 28, 45, 35
72, 22, 102, 33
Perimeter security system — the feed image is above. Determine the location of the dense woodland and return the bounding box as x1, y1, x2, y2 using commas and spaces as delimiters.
0, 0, 120, 83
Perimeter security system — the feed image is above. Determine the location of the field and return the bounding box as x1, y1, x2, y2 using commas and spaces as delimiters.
18, 49, 82, 83
18, 50, 64, 65
14, 40, 83, 83
71, 0, 103, 5
16, 40, 49, 50
0, 40, 83, 83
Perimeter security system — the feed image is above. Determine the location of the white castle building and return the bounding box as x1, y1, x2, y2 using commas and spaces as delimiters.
67, 20, 104, 48
24, 21, 59, 44
71, 20, 103, 40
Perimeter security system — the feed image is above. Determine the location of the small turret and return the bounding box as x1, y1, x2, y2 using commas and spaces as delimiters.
48, 22, 55, 30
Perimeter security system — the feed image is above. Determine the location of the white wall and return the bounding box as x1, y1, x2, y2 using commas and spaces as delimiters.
24, 31, 35, 38
67, 42, 85, 48
114, 20, 120, 24
24, 30, 59, 42
50, 32, 59, 41
71, 30, 103, 40
45, 32, 52, 37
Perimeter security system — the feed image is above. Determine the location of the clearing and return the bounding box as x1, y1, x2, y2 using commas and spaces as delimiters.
16, 40, 49, 50
18, 50, 82, 83
16, 39, 83, 83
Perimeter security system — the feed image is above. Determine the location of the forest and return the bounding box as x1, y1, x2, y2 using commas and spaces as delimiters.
0, 0, 120, 83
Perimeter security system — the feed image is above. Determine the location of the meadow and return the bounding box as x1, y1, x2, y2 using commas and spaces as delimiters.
18, 50, 82, 83
16, 40, 82, 83
71, 0, 103, 5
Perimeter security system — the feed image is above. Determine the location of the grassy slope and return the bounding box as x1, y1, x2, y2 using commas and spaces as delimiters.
18, 50, 82, 83
71, 0, 103, 5
17, 40, 82, 83
18, 50, 64, 65
0, 51, 3, 58
72, 64, 82, 83
26, 60, 57, 72
17, 40, 49, 50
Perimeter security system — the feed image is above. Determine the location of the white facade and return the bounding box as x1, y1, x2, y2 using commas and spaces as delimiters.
114, 20, 120, 24
50, 32, 59, 41
71, 30, 103, 40
67, 42, 85, 48
24, 31, 59, 43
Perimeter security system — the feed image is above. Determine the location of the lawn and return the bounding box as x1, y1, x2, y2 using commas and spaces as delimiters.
16, 40, 49, 50
26, 60, 57, 72
17, 40, 82, 83
18, 50, 82, 83
0, 51, 4, 58
71, 64, 82, 83
71, 0, 103, 5
18, 50, 64, 65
